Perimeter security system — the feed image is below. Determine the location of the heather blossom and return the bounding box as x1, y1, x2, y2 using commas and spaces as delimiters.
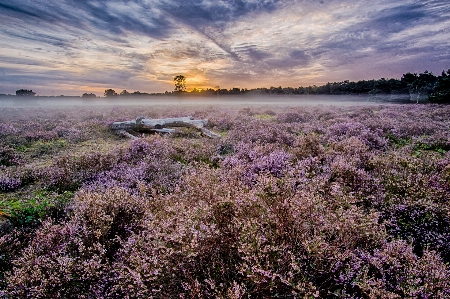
1, 104, 450, 298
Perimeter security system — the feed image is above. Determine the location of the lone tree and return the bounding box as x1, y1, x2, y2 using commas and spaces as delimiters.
173, 75, 186, 92
16, 89, 36, 96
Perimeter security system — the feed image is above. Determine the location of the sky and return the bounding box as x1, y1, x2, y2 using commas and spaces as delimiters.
0, 0, 449, 96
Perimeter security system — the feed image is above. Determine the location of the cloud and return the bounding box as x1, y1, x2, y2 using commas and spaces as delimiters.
0, 3, 42, 18
367, 4, 427, 33
161, 0, 281, 25
0, 0, 449, 94
267, 50, 313, 69
0, 0, 284, 42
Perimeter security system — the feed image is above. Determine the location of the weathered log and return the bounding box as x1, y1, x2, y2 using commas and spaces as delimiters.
117, 130, 138, 140
111, 116, 220, 139
111, 116, 206, 131
200, 127, 221, 139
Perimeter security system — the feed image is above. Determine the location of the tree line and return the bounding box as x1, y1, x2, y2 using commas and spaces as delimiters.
7, 70, 450, 103
180, 70, 450, 103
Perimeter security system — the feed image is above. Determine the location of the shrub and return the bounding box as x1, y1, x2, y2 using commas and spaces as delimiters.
333, 240, 450, 298
1, 104, 450, 297
0, 175, 21, 192
4, 188, 149, 298
226, 120, 295, 146
0, 146, 23, 166
326, 121, 387, 150
39, 152, 117, 192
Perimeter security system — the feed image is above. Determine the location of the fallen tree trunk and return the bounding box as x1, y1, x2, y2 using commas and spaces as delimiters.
111, 116, 221, 139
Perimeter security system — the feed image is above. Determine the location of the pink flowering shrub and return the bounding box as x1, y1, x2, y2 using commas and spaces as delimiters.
0, 146, 24, 167
277, 109, 313, 123
333, 240, 450, 298
0, 123, 18, 137
326, 121, 387, 150
223, 143, 292, 185
0, 175, 22, 192
39, 151, 119, 192
291, 132, 325, 160
0, 167, 33, 192
1, 104, 450, 297
226, 120, 295, 146
4, 188, 148, 298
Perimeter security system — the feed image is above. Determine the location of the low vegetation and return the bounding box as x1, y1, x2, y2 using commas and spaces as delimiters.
1, 103, 450, 298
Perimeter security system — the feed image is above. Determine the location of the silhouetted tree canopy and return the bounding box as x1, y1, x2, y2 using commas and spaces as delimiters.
16, 89, 36, 97
89, 69, 450, 103
104, 89, 117, 97
174, 75, 186, 92
82, 93, 96, 98
428, 70, 450, 103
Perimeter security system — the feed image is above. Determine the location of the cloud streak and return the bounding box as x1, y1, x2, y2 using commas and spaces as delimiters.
0, 0, 449, 95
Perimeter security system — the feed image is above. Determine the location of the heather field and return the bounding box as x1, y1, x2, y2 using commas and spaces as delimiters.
1, 102, 450, 298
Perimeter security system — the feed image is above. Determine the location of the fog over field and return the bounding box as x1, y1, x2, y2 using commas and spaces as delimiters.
0, 94, 412, 109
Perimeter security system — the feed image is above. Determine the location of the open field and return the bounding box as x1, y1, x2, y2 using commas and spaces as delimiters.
1, 100, 450, 298
0, 94, 412, 109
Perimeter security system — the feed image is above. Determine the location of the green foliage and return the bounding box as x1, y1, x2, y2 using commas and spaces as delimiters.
30, 138, 67, 157
413, 142, 449, 155
253, 113, 276, 120
0, 190, 73, 227
402, 70, 450, 103
386, 133, 412, 148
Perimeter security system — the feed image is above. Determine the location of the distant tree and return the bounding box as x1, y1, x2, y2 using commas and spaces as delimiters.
415, 71, 437, 94
387, 78, 408, 94
120, 90, 130, 96
131, 91, 150, 96
173, 75, 186, 92
429, 69, 450, 103
82, 93, 96, 98
269, 86, 283, 95
402, 71, 437, 102
230, 87, 241, 94
204, 88, 217, 96
16, 89, 36, 96
104, 89, 117, 97
401, 72, 418, 86
296, 87, 306, 94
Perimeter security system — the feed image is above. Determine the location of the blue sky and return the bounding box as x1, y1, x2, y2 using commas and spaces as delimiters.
0, 0, 449, 95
